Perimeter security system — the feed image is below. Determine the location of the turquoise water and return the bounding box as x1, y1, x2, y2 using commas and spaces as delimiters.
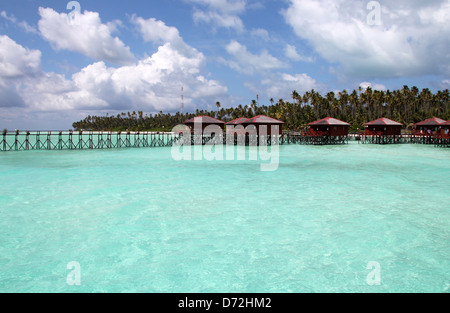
0, 143, 449, 292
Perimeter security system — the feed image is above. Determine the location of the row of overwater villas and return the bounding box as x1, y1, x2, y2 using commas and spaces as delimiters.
184, 115, 450, 138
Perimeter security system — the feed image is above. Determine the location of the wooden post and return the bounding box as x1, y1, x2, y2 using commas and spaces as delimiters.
89, 132, 93, 149
58, 131, 63, 150
26, 131, 30, 150
14, 130, 19, 151
2, 130, 5, 151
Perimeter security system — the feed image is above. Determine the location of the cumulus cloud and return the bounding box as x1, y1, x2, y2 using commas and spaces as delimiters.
38, 7, 134, 65
224, 40, 287, 74
68, 44, 227, 112
27, 46, 227, 112
131, 16, 200, 59
0, 27, 228, 115
0, 35, 41, 79
283, 0, 450, 78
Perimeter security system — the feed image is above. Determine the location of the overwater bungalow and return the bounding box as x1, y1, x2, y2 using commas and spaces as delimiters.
412, 117, 447, 135
363, 118, 403, 136
298, 117, 350, 145
361, 117, 404, 144
184, 116, 225, 134
240, 115, 284, 136
307, 117, 350, 136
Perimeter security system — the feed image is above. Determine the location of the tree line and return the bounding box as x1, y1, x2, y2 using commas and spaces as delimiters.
72, 86, 449, 132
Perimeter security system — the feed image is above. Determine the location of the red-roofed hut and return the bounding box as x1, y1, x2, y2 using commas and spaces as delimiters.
413, 117, 447, 135
300, 117, 350, 145
240, 115, 284, 136
363, 118, 403, 136
307, 117, 350, 136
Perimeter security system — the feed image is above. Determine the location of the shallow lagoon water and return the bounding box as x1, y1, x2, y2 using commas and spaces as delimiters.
0, 142, 449, 292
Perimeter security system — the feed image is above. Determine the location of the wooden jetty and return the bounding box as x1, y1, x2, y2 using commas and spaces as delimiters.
0, 131, 181, 152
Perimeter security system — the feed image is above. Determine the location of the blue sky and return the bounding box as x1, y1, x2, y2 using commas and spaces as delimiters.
0, 0, 449, 129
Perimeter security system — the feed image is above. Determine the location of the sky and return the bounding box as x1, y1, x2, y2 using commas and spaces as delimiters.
0, 0, 449, 130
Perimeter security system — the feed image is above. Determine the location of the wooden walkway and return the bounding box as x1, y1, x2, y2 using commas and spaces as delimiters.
357, 134, 450, 147
0, 131, 181, 152
1, 131, 448, 152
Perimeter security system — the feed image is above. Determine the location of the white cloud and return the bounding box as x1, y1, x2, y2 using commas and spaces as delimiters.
38, 7, 134, 65
23, 43, 228, 112
284, 44, 314, 62
131, 16, 200, 59
283, 0, 450, 78
359, 82, 386, 91
0, 31, 228, 115
246, 72, 321, 100
193, 10, 244, 32
263, 73, 320, 99
225, 40, 287, 74
69, 44, 221, 111
438, 79, 450, 89
0, 35, 41, 79
186, 0, 246, 32
132, 16, 182, 45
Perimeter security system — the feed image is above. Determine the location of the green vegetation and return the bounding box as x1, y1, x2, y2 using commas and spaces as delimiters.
72, 86, 449, 132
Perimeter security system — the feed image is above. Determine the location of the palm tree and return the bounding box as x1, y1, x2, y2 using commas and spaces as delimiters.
291, 90, 300, 104
310, 90, 320, 118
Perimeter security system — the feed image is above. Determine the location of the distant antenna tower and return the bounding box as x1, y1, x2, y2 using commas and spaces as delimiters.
181, 86, 184, 115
